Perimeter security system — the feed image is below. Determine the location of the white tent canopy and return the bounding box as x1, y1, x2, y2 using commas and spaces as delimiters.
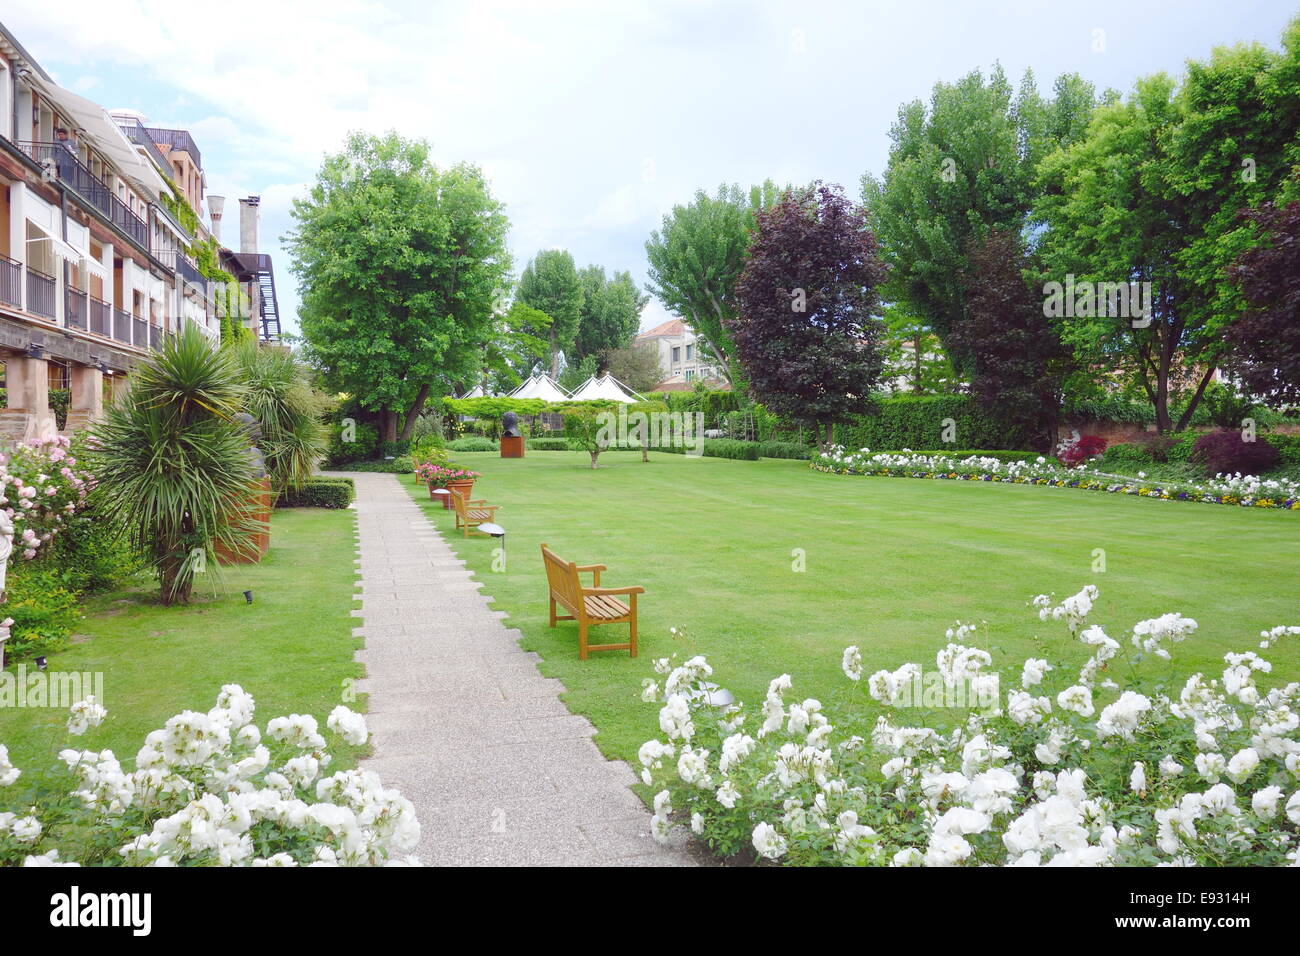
568, 373, 643, 404
458, 385, 488, 399
509, 373, 570, 403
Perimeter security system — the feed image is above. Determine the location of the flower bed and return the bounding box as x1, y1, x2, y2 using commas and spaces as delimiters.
639, 586, 1300, 866
0, 686, 420, 866
811, 447, 1300, 511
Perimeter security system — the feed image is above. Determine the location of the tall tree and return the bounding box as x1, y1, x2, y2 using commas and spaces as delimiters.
731, 184, 887, 448
602, 341, 663, 393
1033, 19, 1300, 432
288, 133, 511, 442
879, 303, 954, 395
645, 181, 782, 386
864, 67, 1097, 368
955, 230, 1073, 450
516, 249, 583, 377
574, 267, 647, 359
1224, 199, 1300, 405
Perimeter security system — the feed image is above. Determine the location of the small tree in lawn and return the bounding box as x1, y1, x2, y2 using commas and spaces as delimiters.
730, 184, 887, 449
552, 400, 620, 468
1224, 200, 1300, 406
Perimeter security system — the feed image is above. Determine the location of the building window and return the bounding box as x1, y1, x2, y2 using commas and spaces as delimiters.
686, 344, 694, 360
684, 369, 695, 381
671, 346, 681, 364
47, 360, 70, 392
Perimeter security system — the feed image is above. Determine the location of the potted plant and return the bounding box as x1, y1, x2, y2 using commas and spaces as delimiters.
418, 463, 454, 507
443, 466, 480, 505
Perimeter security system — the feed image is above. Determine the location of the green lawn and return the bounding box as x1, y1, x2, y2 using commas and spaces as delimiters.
406, 450, 1300, 764
0, 507, 363, 778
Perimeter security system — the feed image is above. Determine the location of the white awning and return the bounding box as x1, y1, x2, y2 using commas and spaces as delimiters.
569, 373, 643, 403
27, 73, 170, 199
508, 374, 571, 402
26, 228, 80, 263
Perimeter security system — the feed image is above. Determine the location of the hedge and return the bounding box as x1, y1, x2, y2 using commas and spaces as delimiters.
757, 441, 813, 460
447, 436, 498, 452
1103, 431, 1300, 469
526, 438, 570, 451
330, 456, 412, 474
835, 396, 1030, 452
875, 448, 1046, 463
278, 477, 356, 509
653, 439, 760, 460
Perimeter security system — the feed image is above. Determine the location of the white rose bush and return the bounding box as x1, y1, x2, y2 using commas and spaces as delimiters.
0, 686, 421, 866
638, 587, 1300, 866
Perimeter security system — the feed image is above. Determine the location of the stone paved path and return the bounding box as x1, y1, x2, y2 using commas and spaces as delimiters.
336, 471, 693, 866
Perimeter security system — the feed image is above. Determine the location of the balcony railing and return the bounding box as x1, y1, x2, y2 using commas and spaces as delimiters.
142, 127, 202, 172
133, 317, 147, 347
88, 295, 111, 336
18, 142, 150, 250
113, 308, 132, 344
158, 250, 207, 292
26, 268, 56, 319
65, 287, 88, 330
0, 254, 20, 308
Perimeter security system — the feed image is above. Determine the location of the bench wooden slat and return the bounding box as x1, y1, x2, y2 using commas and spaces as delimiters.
540, 543, 643, 660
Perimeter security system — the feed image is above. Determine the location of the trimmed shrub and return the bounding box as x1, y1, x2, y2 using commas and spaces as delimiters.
377, 439, 410, 458
1264, 432, 1300, 467
330, 457, 411, 474
278, 477, 355, 509
757, 441, 813, 459
1101, 442, 1151, 465
2, 567, 81, 662
835, 396, 1030, 452
654, 439, 760, 460
1190, 430, 1281, 476
526, 438, 571, 451
446, 436, 498, 452
325, 420, 379, 466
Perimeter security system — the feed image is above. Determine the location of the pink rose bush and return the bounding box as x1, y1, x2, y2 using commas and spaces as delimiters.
0, 436, 95, 560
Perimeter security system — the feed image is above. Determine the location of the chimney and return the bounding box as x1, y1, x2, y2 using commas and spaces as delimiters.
207, 195, 225, 245
239, 196, 260, 255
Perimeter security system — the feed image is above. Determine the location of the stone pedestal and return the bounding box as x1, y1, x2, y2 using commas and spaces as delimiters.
500, 435, 524, 458
215, 477, 272, 564
64, 365, 103, 433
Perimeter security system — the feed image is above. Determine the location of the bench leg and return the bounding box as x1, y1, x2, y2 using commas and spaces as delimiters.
549, 597, 557, 628
629, 615, 637, 658
579, 620, 589, 661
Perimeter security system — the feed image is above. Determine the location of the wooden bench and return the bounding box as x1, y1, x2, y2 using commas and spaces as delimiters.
451, 489, 500, 538
540, 543, 644, 659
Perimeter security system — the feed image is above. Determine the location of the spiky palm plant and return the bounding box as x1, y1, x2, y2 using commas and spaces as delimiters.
88, 325, 258, 604
229, 340, 328, 497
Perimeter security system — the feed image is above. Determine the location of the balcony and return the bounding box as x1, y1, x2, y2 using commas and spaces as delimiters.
133, 316, 147, 347
26, 268, 56, 319
88, 295, 111, 336
0, 254, 20, 308
66, 287, 88, 330
113, 308, 132, 344
18, 142, 150, 250
159, 250, 207, 292
142, 127, 202, 172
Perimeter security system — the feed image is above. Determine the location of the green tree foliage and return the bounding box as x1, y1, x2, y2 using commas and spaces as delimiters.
603, 341, 664, 393
483, 301, 552, 391
731, 184, 888, 449
516, 249, 583, 376
574, 266, 647, 359
287, 132, 511, 442
1033, 20, 1299, 432
645, 181, 782, 387
879, 303, 955, 395
863, 67, 1097, 368
88, 326, 259, 604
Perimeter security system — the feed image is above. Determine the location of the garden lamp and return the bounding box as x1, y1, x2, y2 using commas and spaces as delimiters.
478, 522, 506, 569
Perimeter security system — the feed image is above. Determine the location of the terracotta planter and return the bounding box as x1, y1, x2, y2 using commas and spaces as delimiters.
446, 479, 475, 503
216, 477, 272, 565
428, 483, 454, 509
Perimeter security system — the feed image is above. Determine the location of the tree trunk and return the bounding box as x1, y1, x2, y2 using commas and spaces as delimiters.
1174, 365, 1218, 433
399, 384, 430, 442
589, 450, 600, 469
381, 410, 398, 444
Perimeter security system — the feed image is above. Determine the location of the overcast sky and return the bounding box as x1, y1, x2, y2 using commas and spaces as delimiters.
5, 0, 1296, 336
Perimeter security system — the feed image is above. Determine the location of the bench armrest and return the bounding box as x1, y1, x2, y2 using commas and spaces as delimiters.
574, 564, 607, 573
583, 585, 645, 596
